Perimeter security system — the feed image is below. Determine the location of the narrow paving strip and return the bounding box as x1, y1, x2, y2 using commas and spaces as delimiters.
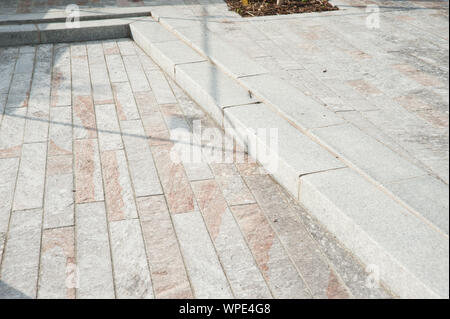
0, 40, 391, 299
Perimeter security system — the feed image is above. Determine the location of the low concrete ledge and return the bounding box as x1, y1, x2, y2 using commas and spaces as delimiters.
38, 18, 135, 44
0, 17, 146, 47
299, 168, 449, 298
0, 24, 39, 46
0, 7, 152, 25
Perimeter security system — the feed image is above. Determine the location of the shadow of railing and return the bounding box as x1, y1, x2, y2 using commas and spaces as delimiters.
4, 110, 239, 154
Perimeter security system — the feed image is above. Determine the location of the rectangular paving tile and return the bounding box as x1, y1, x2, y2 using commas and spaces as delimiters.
73, 95, 96, 139
16, 45, 36, 54
0, 48, 17, 95
210, 162, 240, 177
6, 72, 32, 108
145, 70, 177, 105
120, 119, 162, 197
74, 139, 104, 204
181, 29, 267, 78
388, 175, 449, 234
0, 158, 19, 234
347, 79, 382, 97
109, 219, 153, 299
225, 103, 345, 197
0, 232, 5, 269
28, 44, 52, 107
152, 143, 195, 214
216, 175, 256, 206
44, 155, 74, 229
0, 94, 6, 124
240, 73, 344, 130
28, 83, 51, 112
48, 106, 72, 156
13, 142, 47, 211
0, 108, 26, 159
393, 64, 442, 87
51, 45, 71, 107
23, 103, 50, 144
102, 40, 120, 55
111, 82, 140, 121
117, 39, 136, 56
172, 211, 234, 298
38, 227, 76, 299
76, 202, 115, 299
136, 48, 160, 73
244, 174, 350, 299
183, 162, 214, 182
70, 43, 87, 57
122, 55, 151, 92
231, 203, 312, 298
311, 123, 426, 184
87, 43, 114, 105
159, 104, 213, 181
105, 54, 128, 83
95, 104, 123, 152
134, 90, 159, 116
141, 112, 171, 146
71, 49, 91, 97
14, 52, 35, 74
362, 106, 449, 182
0, 208, 42, 299
84, 41, 102, 56
137, 195, 193, 299
101, 149, 138, 222
191, 179, 272, 298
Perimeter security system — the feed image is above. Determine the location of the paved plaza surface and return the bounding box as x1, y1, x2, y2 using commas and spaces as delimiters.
1, 0, 448, 183
0, 39, 391, 298
0, 0, 448, 299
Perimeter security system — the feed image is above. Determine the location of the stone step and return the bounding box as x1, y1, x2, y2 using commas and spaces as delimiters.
310, 123, 449, 235
129, 11, 449, 298
131, 18, 258, 126
299, 168, 449, 298
224, 102, 346, 197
